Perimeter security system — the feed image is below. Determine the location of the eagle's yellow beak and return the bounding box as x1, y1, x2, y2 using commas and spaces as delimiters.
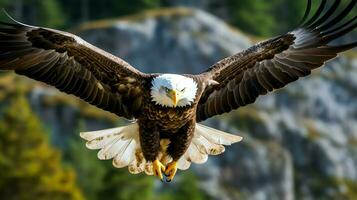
168, 89, 179, 107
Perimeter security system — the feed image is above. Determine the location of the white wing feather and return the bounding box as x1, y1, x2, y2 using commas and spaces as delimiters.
177, 123, 242, 170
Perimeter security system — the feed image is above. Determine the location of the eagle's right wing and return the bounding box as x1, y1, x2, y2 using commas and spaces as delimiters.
196, 0, 356, 122
0, 18, 148, 119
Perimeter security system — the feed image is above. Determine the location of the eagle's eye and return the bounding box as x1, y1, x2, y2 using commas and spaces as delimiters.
163, 87, 170, 93
180, 88, 186, 92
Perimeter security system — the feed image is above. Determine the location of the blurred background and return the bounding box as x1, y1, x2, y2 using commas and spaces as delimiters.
0, 0, 356, 200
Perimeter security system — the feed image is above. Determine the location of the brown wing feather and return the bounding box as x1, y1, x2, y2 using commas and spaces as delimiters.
196, 0, 357, 122
0, 19, 148, 119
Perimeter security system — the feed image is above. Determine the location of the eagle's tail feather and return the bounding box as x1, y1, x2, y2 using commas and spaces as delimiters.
80, 123, 149, 174
177, 123, 242, 170
80, 123, 242, 174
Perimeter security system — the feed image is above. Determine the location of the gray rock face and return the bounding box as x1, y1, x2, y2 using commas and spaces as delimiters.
78, 8, 250, 74
164, 0, 229, 20
248, 57, 357, 199
26, 8, 357, 200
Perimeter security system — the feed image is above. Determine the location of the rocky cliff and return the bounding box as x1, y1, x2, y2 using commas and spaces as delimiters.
3, 8, 356, 200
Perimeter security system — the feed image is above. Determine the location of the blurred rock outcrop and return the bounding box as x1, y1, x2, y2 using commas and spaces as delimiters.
2, 8, 356, 200
76, 8, 250, 74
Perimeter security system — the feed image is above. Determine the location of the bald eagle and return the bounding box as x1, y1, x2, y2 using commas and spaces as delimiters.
0, 0, 356, 182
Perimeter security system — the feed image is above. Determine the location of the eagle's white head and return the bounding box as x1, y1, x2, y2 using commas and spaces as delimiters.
150, 74, 198, 108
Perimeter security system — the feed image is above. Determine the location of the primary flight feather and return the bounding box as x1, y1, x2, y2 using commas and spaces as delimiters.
0, 0, 356, 182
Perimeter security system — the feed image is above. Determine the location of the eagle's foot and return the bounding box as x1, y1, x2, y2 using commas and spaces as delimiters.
153, 159, 166, 182
164, 161, 177, 182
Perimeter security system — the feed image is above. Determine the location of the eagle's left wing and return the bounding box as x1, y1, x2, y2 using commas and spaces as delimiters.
0, 17, 148, 120
196, 0, 357, 122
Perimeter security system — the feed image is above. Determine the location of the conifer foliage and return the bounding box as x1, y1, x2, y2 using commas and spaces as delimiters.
0, 88, 84, 200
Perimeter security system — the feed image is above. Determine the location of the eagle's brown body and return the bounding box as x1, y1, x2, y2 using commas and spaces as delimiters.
139, 75, 206, 161
0, 0, 356, 182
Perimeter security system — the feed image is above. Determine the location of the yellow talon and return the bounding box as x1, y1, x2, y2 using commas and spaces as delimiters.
164, 161, 178, 182
153, 159, 166, 181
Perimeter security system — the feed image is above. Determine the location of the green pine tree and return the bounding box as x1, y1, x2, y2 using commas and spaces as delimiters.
0, 89, 84, 200
224, 0, 309, 37
0, 0, 65, 27
67, 137, 106, 200
225, 0, 276, 36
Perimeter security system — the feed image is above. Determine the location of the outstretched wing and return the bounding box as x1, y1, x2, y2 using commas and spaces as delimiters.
196, 0, 357, 122
0, 17, 148, 119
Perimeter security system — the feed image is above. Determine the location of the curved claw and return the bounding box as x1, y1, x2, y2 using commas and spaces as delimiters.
164, 161, 178, 182
153, 159, 166, 181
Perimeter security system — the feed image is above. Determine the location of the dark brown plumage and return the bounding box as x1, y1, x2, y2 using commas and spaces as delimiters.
0, 21, 147, 119
196, 0, 357, 122
0, 0, 356, 182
